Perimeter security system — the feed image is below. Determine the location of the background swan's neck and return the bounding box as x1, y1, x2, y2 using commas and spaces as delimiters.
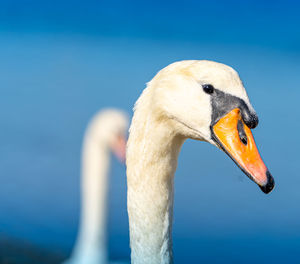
71, 134, 110, 263
127, 107, 184, 264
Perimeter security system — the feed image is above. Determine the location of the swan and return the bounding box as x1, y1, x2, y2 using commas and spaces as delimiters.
126, 60, 275, 264
64, 109, 129, 264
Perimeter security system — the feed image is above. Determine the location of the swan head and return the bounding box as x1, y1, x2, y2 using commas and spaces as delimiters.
87, 109, 129, 162
148, 60, 274, 193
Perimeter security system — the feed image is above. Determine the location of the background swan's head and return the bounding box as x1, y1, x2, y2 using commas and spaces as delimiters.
145, 60, 274, 193
86, 109, 129, 162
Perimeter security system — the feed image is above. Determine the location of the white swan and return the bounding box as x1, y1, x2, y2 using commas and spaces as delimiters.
126, 60, 274, 264
64, 109, 129, 264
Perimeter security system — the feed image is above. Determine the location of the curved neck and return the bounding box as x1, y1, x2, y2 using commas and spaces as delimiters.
72, 135, 110, 263
127, 112, 184, 264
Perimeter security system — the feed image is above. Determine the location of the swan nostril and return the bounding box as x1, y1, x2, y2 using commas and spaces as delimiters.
237, 120, 248, 146
241, 136, 248, 145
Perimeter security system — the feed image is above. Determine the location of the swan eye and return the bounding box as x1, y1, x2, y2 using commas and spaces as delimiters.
202, 84, 214, 94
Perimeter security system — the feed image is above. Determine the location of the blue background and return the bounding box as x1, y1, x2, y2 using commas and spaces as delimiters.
0, 0, 300, 263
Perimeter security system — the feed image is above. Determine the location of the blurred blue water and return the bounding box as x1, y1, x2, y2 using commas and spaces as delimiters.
0, 1, 300, 263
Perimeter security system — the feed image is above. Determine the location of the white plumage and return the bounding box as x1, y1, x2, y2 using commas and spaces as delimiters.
64, 109, 129, 264
126, 60, 259, 264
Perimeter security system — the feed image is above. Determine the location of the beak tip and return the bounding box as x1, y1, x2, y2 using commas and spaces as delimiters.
259, 170, 275, 194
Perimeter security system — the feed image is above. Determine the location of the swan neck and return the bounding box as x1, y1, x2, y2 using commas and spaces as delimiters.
127, 114, 184, 264
71, 134, 110, 263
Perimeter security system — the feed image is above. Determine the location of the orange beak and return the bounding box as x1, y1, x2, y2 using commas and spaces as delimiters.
111, 135, 127, 163
211, 108, 274, 194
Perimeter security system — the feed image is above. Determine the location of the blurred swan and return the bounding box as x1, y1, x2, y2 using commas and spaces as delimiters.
64, 109, 129, 264
126, 60, 274, 264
